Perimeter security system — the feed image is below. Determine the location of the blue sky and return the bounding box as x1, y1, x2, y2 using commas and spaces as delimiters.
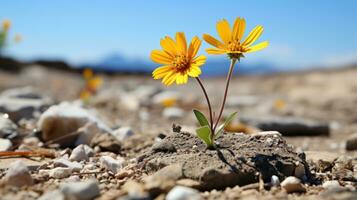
1, 0, 357, 69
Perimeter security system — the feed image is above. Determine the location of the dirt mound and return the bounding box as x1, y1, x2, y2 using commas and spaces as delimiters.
139, 131, 311, 190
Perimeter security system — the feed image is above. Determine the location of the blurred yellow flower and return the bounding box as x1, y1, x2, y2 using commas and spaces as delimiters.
203, 17, 268, 59
151, 32, 206, 86
83, 68, 94, 80
2, 19, 11, 31
80, 69, 103, 101
160, 98, 177, 107
274, 99, 286, 110
14, 34, 22, 43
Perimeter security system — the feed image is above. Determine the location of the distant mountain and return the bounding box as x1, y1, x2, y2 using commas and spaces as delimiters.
81, 53, 281, 76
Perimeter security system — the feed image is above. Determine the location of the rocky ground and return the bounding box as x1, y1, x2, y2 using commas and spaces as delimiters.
0, 64, 356, 200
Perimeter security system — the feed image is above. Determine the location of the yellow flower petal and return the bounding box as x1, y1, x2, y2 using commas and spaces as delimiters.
187, 36, 201, 59
187, 66, 201, 77
193, 55, 206, 66
152, 65, 172, 79
176, 74, 188, 85
160, 36, 177, 56
242, 25, 264, 47
216, 19, 232, 44
163, 72, 177, 86
232, 17, 246, 42
203, 34, 225, 49
206, 48, 227, 55
175, 32, 187, 54
246, 41, 269, 53
151, 50, 173, 64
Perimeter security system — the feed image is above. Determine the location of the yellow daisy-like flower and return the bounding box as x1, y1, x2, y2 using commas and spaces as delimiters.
2, 19, 11, 31
203, 17, 268, 59
151, 32, 206, 86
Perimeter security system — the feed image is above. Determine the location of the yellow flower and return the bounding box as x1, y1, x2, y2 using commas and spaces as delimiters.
203, 17, 268, 59
2, 19, 11, 31
14, 34, 22, 43
83, 68, 94, 80
151, 32, 206, 86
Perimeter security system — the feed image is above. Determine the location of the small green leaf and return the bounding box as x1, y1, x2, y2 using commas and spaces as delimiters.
196, 125, 213, 146
215, 112, 238, 139
193, 109, 210, 127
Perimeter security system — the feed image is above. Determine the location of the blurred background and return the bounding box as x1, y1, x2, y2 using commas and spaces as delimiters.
1, 0, 356, 75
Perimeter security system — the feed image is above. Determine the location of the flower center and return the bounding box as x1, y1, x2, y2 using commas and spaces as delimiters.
172, 54, 189, 71
228, 40, 244, 52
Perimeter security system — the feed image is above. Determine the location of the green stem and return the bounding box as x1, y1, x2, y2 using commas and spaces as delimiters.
213, 58, 237, 133
195, 77, 214, 132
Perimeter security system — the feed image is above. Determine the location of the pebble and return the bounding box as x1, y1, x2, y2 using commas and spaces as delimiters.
322, 180, 344, 192
345, 133, 357, 151
54, 158, 83, 172
281, 176, 306, 193
166, 186, 202, 200
3, 160, 34, 187
163, 107, 184, 119
270, 175, 280, 187
0, 138, 12, 151
112, 126, 135, 141
60, 179, 100, 200
23, 136, 42, 146
100, 155, 124, 174
49, 167, 72, 179
0, 115, 17, 137
120, 93, 140, 111
69, 145, 90, 162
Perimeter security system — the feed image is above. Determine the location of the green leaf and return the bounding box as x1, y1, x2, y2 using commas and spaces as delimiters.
193, 109, 210, 127
196, 125, 213, 146
215, 112, 238, 139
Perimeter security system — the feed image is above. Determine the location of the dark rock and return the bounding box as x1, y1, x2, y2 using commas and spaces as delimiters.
241, 116, 329, 136
90, 133, 121, 153
346, 133, 357, 151
152, 140, 176, 153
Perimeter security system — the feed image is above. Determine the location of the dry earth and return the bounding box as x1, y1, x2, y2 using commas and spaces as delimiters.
0, 65, 356, 200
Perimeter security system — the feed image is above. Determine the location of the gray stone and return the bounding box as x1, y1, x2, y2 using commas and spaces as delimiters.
241, 116, 329, 136
322, 180, 346, 192
69, 145, 89, 162
0, 115, 17, 137
166, 186, 202, 200
112, 126, 135, 141
53, 158, 83, 172
0, 87, 52, 122
60, 179, 100, 200
346, 133, 357, 151
100, 155, 124, 173
3, 160, 34, 187
270, 175, 280, 187
281, 176, 306, 193
49, 167, 72, 179
0, 138, 12, 151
